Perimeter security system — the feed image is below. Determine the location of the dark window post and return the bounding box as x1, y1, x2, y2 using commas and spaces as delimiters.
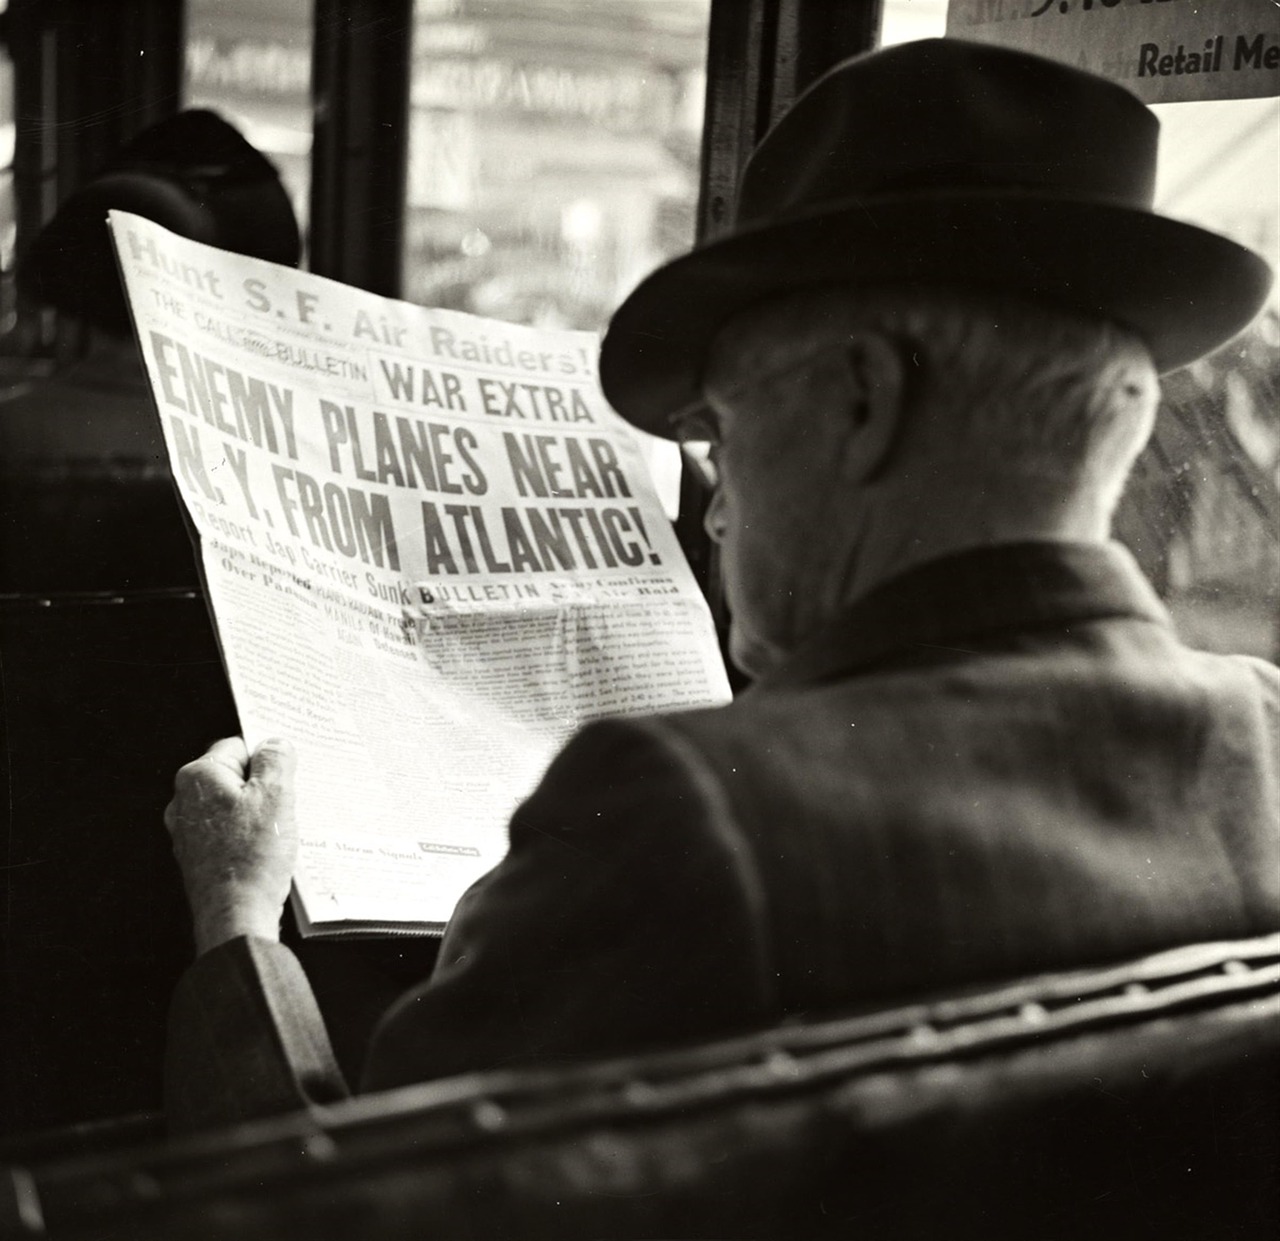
5, 0, 184, 356
309, 0, 412, 296
679, 0, 884, 641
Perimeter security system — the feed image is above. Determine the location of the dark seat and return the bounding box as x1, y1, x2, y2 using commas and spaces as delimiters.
0, 591, 238, 1133
2, 933, 1276, 1241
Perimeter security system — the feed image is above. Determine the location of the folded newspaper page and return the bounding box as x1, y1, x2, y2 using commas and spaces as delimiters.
109, 211, 731, 937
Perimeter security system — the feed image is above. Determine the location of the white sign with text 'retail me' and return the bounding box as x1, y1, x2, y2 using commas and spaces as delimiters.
947, 0, 1279, 105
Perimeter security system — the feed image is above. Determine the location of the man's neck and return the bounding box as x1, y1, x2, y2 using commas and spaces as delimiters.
832, 483, 1114, 610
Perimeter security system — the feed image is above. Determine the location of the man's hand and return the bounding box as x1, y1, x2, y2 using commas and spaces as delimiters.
165, 737, 298, 955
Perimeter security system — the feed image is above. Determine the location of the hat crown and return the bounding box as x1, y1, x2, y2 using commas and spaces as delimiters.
736, 39, 1159, 226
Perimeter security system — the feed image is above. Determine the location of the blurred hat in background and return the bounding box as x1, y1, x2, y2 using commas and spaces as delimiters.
17, 108, 300, 336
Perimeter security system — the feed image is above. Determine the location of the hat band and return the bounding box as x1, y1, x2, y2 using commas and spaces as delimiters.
738, 164, 1156, 231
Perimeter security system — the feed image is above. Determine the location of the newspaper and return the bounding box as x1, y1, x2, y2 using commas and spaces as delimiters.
109, 211, 731, 937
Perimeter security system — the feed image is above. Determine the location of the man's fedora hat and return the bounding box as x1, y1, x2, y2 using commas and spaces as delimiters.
18, 110, 301, 335
599, 38, 1274, 437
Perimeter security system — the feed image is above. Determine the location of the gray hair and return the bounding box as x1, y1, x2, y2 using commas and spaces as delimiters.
862, 286, 1158, 486
711, 285, 1161, 516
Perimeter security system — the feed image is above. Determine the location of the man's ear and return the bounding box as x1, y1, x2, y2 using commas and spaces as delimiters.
798, 330, 905, 481
824, 329, 905, 483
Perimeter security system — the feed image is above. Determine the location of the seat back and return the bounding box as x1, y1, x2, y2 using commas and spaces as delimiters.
0, 591, 237, 1132
3, 934, 1277, 1240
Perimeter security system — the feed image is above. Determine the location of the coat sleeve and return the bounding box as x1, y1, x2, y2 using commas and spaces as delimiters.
361, 715, 777, 1092
164, 713, 776, 1127
164, 935, 350, 1134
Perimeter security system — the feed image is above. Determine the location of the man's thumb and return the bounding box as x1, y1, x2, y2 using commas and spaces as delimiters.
249, 738, 295, 787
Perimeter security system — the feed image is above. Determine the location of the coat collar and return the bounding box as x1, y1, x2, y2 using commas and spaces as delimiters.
753, 540, 1172, 691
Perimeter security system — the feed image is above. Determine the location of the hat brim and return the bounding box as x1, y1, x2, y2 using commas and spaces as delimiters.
599, 193, 1274, 437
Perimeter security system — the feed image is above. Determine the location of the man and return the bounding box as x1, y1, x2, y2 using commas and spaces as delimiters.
163, 39, 1279, 1132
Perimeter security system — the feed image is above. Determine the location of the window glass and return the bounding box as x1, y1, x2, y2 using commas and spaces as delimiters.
1122, 95, 1279, 658
183, 0, 313, 243
0, 0, 16, 344
880, 3, 1279, 658
880, 0, 948, 45
402, 0, 710, 334
403, 0, 709, 514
